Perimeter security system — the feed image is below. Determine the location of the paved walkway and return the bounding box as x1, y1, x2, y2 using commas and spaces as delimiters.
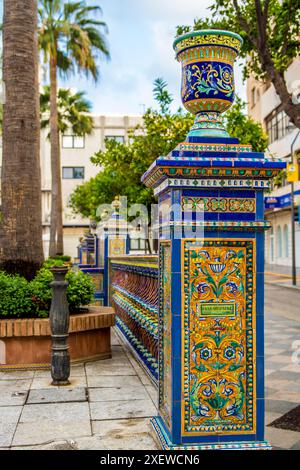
0, 289, 300, 450
0, 329, 158, 450
265, 263, 300, 290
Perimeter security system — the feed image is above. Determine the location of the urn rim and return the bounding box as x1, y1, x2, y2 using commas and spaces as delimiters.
173, 29, 243, 53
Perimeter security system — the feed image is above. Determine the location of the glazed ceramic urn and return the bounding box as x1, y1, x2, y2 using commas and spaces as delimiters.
173, 29, 243, 138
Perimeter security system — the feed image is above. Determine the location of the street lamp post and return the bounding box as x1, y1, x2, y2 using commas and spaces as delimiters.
291, 129, 300, 286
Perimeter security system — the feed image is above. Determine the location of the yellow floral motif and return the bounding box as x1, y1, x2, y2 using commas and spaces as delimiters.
175, 34, 242, 56
183, 240, 256, 434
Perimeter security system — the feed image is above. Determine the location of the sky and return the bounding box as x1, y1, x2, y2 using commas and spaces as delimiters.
0, 0, 247, 115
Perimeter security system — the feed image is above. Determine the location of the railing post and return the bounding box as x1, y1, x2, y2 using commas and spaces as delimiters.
142, 30, 286, 450
49, 266, 70, 385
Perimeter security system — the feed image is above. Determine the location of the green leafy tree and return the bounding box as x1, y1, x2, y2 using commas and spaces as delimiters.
176, 0, 300, 129
40, 86, 93, 136
69, 80, 267, 220
38, 0, 109, 257
153, 77, 173, 115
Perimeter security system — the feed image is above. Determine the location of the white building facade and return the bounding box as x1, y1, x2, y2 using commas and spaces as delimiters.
0, 115, 143, 259
247, 58, 300, 268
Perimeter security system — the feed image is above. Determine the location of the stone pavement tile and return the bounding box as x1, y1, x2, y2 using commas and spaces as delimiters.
275, 339, 296, 346
266, 354, 293, 365
145, 384, 158, 406
12, 440, 78, 450
92, 417, 151, 436
290, 441, 300, 450
266, 378, 295, 391
91, 355, 129, 366
111, 330, 121, 346
0, 406, 23, 447
270, 390, 300, 403
267, 370, 300, 382
88, 385, 149, 402
281, 363, 300, 373
87, 374, 141, 388
265, 412, 282, 426
265, 348, 289, 356
85, 363, 136, 377
266, 426, 300, 450
90, 399, 156, 420
265, 369, 276, 376
27, 387, 87, 404
73, 433, 157, 450
266, 380, 300, 393
30, 376, 87, 390
34, 364, 85, 378
266, 399, 298, 414
265, 334, 293, 340
111, 345, 124, 354
0, 379, 32, 392
12, 402, 91, 446
0, 370, 35, 381
265, 387, 278, 399
0, 390, 28, 407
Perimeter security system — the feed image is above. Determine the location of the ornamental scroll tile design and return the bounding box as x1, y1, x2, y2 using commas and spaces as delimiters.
183, 63, 234, 102
174, 34, 242, 55
182, 239, 256, 435
182, 197, 256, 213
159, 241, 172, 430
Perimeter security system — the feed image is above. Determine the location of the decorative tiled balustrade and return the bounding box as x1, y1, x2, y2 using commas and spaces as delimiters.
109, 255, 159, 382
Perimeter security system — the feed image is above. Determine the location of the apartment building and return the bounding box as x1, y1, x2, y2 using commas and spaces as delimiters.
0, 115, 143, 258
247, 58, 300, 268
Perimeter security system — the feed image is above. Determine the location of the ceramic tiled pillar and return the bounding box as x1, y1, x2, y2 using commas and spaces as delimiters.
142, 30, 285, 450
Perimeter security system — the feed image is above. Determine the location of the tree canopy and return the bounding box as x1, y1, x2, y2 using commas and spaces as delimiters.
176, 0, 300, 129
69, 80, 268, 221
40, 86, 93, 136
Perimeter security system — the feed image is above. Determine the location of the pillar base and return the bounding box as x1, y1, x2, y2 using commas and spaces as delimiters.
151, 417, 271, 451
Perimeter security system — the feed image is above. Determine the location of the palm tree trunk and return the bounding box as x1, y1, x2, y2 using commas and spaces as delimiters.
0, 0, 44, 280
49, 54, 64, 257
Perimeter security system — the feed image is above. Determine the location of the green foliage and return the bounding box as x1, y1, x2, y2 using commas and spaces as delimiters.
38, 0, 109, 81
223, 97, 268, 152
176, 0, 300, 80
0, 272, 37, 318
50, 254, 72, 262
69, 79, 268, 220
69, 103, 194, 219
40, 87, 93, 137
153, 78, 173, 115
29, 268, 53, 317
66, 270, 96, 311
0, 261, 95, 319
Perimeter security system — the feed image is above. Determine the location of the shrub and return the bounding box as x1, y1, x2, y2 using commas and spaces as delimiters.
66, 270, 95, 310
29, 268, 53, 317
0, 262, 95, 319
0, 271, 37, 318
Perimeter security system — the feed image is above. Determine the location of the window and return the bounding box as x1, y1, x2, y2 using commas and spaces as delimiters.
265, 107, 295, 144
62, 167, 85, 179
277, 225, 282, 258
62, 135, 85, 149
105, 135, 125, 144
283, 224, 289, 258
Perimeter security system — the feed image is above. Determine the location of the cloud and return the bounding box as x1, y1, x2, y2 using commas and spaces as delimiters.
69, 0, 246, 114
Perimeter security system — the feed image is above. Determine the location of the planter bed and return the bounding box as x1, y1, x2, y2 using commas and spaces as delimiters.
0, 307, 115, 370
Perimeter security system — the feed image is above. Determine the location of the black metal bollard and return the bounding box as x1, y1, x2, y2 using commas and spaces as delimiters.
49, 266, 70, 385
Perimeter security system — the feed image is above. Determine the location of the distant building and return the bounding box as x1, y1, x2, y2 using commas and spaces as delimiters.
247, 58, 300, 268
0, 115, 143, 258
